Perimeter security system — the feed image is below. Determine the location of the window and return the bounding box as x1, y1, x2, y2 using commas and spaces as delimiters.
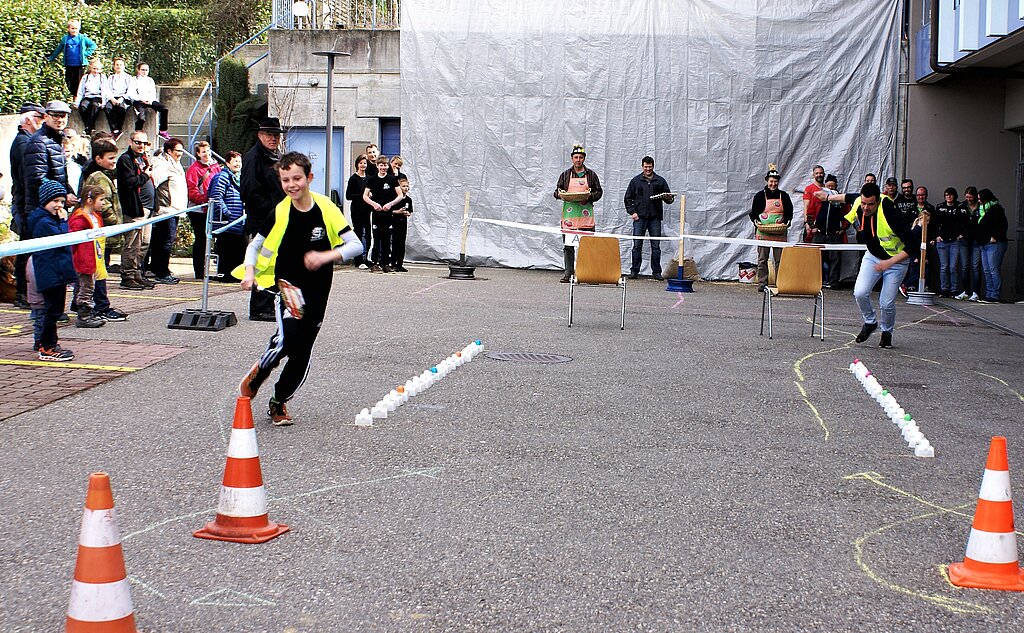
380, 118, 401, 156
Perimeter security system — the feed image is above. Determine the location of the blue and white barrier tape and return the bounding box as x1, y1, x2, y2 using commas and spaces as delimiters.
469, 217, 869, 251
211, 214, 246, 236
0, 204, 202, 258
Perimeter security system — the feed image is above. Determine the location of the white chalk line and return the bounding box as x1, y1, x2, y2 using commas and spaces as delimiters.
121, 466, 443, 542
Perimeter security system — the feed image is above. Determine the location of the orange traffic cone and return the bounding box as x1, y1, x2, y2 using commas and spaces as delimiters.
194, 397, 289, 544
67, 472, 138, 632
948, 436, 1024, 591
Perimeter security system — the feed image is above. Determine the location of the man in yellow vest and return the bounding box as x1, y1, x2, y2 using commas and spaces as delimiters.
235, 152, 364, 425
815, 182, 916, 348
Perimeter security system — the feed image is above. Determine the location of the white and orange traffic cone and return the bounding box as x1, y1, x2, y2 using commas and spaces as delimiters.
194, 396, 289, 544
948, 436, 1024, 591
67, 472, 138, 633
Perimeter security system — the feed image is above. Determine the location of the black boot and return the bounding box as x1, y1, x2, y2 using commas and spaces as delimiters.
75, 306, 105, 329
855, 322, 878, 343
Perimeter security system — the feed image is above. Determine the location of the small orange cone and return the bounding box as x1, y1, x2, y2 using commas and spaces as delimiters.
194, 397, 289, 544
948, 436, 1024, 591
67, 472, 138, 632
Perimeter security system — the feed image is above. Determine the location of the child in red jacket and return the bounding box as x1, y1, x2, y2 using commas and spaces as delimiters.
68, 185, 108, 328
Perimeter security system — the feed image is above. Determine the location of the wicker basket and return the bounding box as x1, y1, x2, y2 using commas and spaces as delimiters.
558, 190, 591, 203
757, 223, 789, 236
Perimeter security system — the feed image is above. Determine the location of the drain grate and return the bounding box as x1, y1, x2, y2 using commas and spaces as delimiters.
485, 352, 573, 364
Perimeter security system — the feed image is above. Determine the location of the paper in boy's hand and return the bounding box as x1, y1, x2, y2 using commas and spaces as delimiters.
277, 279, 305, 319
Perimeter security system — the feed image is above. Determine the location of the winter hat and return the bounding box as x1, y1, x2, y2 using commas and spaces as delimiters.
570, 144, 586, 157
38, 178, 67, 207
764, 163, 781, 181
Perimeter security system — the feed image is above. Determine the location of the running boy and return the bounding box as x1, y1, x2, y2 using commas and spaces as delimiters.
27, 179, 78, 360
236, 152, 363, 425
362, 155, 403, 273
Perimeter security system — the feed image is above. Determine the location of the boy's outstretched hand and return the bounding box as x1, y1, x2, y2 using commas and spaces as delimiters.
304, 250, 336, 271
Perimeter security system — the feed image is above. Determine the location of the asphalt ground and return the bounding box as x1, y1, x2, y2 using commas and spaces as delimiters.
1, 263, 1022, 632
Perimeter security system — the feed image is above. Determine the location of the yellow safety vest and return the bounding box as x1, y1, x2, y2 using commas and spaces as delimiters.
232, 192, 350, 289
845, 197, 905, 257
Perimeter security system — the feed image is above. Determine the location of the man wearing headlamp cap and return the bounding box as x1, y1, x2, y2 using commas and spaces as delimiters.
553, 144, 602, 283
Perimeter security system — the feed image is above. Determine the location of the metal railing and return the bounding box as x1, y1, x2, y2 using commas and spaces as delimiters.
279, 0, 401, 30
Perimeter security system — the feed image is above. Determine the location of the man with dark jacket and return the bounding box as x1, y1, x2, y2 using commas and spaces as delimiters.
623, 156, 674, 279
116, 131, 157, 289
9, 102, 46, 308
240, 117, 285, 320
812, 174, 847, 288
553, 144, 603, 283
22, 101, 76, 212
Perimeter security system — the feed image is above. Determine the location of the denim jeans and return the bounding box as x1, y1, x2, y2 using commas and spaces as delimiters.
959, 239, 982, 295
30, 308, 44, 349
981, 241, 1008, 300
630, 217, 662, 276
935, 239, 961, 294
853, 253, 909, 333
94, 279, 110, 312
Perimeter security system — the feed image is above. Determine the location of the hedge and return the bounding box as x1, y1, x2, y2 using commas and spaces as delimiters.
0, 0, 225, 113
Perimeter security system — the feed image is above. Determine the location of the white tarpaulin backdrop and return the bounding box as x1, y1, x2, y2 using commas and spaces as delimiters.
400, 0, 901, 278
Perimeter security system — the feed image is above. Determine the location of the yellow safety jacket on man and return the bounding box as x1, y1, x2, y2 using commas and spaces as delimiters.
232, 192, 350, 289
845, 197, 905, 257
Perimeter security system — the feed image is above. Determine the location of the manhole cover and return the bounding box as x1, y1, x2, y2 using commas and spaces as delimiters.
485, 352, 573, 364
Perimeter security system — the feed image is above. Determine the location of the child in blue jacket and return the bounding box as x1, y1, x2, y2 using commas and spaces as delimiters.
27, 179, 78, 361
47, 19, 98, 97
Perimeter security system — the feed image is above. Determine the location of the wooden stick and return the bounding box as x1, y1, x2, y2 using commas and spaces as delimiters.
678, 194, 686, 261
918, 212, 928, 292
460, 191, 471, 265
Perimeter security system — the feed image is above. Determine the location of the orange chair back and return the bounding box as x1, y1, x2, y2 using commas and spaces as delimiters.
776, 247, 822, 295
575, 236, 622, 284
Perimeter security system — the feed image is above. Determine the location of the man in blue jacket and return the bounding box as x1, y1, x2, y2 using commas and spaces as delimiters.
9, 102, 46, 308
23, 101, 77, 213
47, 19, 97, 96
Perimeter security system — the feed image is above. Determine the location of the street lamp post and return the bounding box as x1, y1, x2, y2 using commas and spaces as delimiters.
312, 50, 351, 198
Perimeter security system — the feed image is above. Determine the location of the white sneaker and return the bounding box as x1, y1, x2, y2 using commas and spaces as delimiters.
954, 291, 968, 300
969, 292, 980, 302
357, 263, 368, 270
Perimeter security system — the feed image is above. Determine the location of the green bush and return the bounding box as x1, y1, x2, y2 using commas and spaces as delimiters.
0, 0, 269, 113
213, 56, 265, 155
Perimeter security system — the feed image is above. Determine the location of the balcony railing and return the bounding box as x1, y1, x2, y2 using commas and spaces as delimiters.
274, 0, 400, 30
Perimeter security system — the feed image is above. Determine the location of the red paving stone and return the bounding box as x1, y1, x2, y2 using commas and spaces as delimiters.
0, 277, 221, 421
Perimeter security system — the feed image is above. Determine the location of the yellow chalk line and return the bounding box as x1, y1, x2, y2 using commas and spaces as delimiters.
851, 506, 990, 615
843, 472, 1004, 613
0, 325, 25, 337
971, 370, 1024, 404
898, 309, 954, 330
899, 353, 942, 366
0, 309, 30, 315
794, 381, 830, 441
0, 359, 138, 372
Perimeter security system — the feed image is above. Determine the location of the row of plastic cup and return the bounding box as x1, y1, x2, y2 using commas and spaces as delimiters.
849, 358, 934, 457
354, 340, 485, 427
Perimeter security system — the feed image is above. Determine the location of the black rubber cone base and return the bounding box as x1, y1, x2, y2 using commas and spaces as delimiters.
168, 309, 238, 331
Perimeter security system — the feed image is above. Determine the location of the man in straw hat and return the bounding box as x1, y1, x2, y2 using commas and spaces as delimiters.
748, 164, 793, 292
553, 144, 603, 283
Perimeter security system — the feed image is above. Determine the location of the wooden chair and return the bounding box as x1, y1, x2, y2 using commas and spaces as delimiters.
760, 246, 825, 340
568, 236, 626, 330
